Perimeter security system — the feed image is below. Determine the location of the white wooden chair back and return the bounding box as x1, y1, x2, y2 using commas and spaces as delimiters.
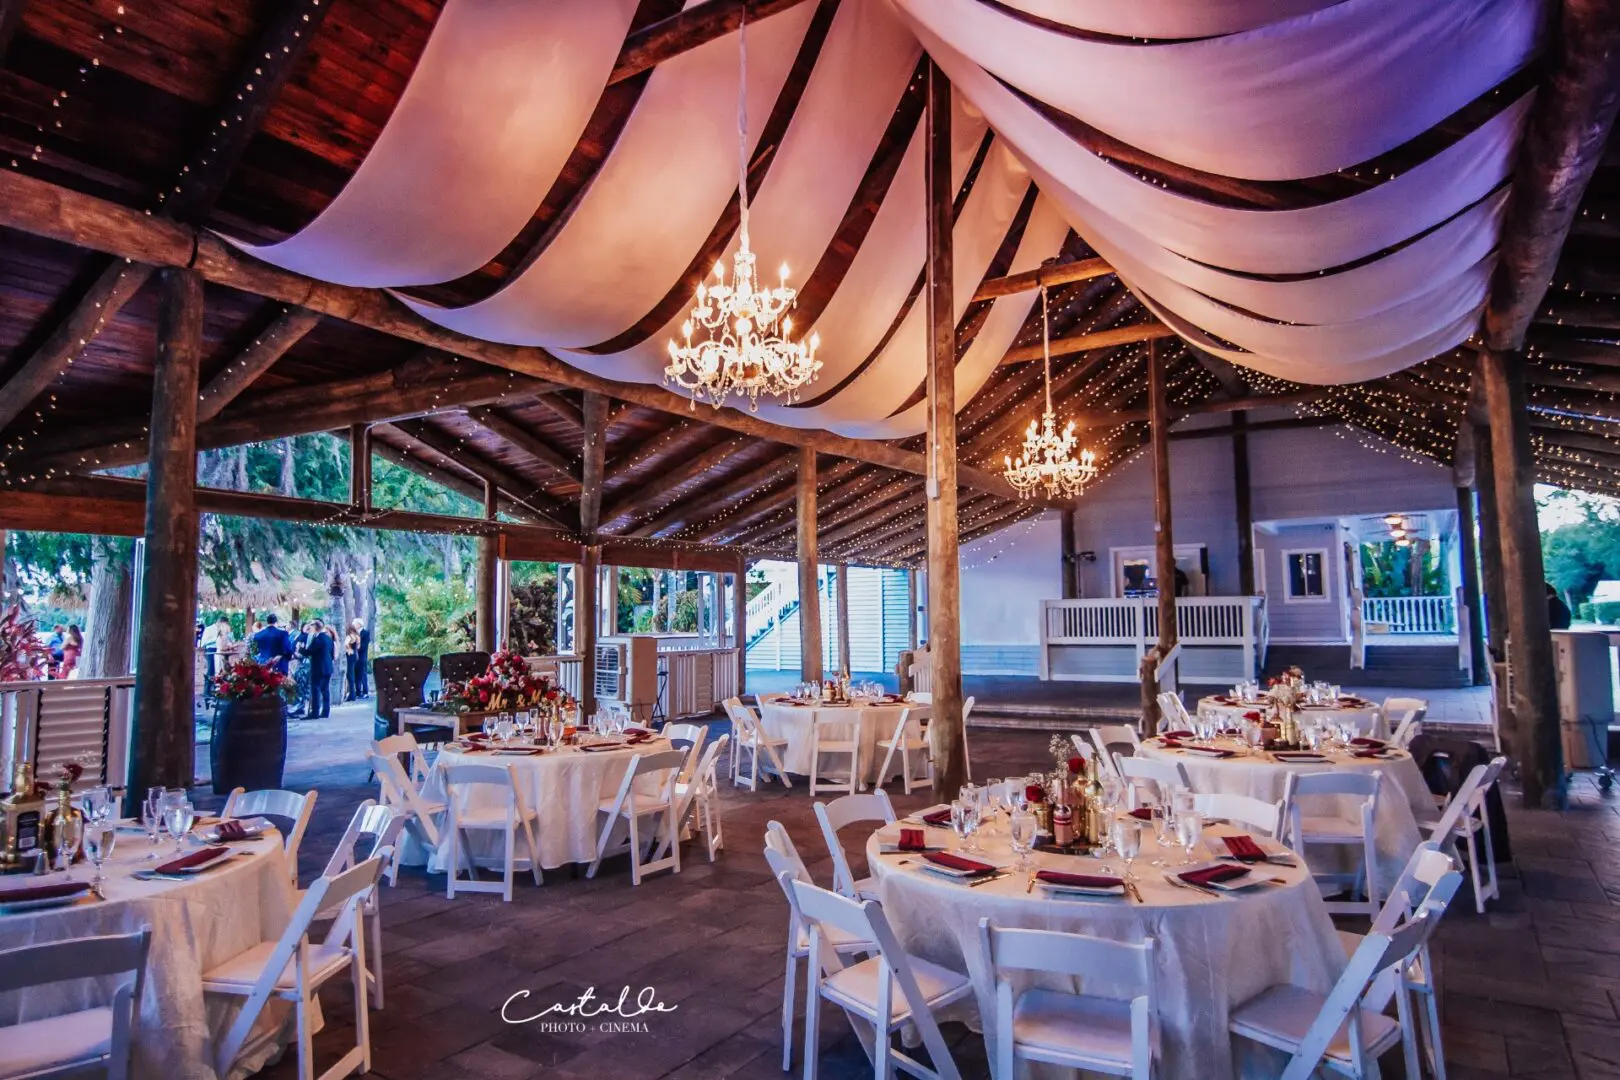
224, 786, 316, 885
1426, 761, 1492, 847
908, 691, 933, 705
1192, 793, 1284, 838
664, 723, 708, 780
1375, 843, 1457, 934
1114, 755, 1191, 809
0, 929, 151, 1080
323, 799, 405, 882
369, 751, 442, 852
593, 748, 686, 884
672, 735, 729, 833
977, 919, 1157, 1078
1091, 725, 1143, 779
1282, 768, 1382, 845
1069, 734, 1094, 763
1381, 697, 1427, 746
1156, 691, 1191, 732
814, 791, 895, 898
373, 732, 431, 788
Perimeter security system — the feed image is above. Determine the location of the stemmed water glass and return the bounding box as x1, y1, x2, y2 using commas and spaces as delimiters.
53, 811, 82, 873
999, 779, 1020, 817
1112, 818, 1141, 886
141, 787, 166, 859
1150, 803, 1176, 867
1176, 811, 1204, 866
162, 794, 195, 856
983, 778, 1003, 822
958, 785, 981, 851
84, 818, 117, 889
1009, 808, 1036, 871
80, 785, 112, 825
950, 799, 972, 851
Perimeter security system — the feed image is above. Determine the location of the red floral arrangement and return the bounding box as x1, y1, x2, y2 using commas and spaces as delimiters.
0, 604, 50, 682
33, 759, 84, 799
1024, 782, 1046, 804
212, 657, 297, 703
1067, 755, 1085, 775
437, 648, 574, 714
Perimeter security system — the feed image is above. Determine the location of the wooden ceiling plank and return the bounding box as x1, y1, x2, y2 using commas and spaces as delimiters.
608, 0, 815, 86
599, 435, 750, 530
392, 417, 576, 531
1000, 321, 1174, 365
196, 305, 324, 422
465, 404, 582, 484
629, 452, 796, 538
971, 257, 1114, 303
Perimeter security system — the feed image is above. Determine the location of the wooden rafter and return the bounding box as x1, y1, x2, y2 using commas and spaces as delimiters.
600, 435, 750, 529
629, 453, 795, 538
1000, 321, 1174, 366
608, 0, 815, 86
196, 306, 325, 423
971, 257, 1114, 303
389, 418, 575, 531
465, 404, 582, 484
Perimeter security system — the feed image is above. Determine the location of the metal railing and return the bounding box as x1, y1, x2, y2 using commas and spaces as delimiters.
1362, 595, 1456, 635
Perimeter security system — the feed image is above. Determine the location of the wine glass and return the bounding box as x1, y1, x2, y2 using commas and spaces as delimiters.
141, 788, 166, 859
949, 800, 971, 850
983, 778, 1003, 821
164, 798, 195, 855
974, 783, 994, 829
1151, 805, 1176, 866
84, 819, 117, 888
53, 812, 83, 873
1009, 809, 1036, 871
999, 779, 1020, 817
481, 715, 497, 741
1113, 818, 1141, 885
81, 785, 112, 824
1176, 811, 1204, 866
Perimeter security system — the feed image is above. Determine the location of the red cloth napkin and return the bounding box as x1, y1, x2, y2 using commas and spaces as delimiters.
1160, 739, 1183, 749
921, 808, 953, 826
1160, 730, 1194, 739
898, 828, 927, 852
1243, 711, 1263, 721
1222, 834, 1267, 862
1128, 807, 1153, 821
0, 880, 90, 904
465, 732, 489, 742
625, 726, 650, 736
216, 820, 249, 841
154, 846, 229, 875
1180, 864, 1250, 888
1351, 737, 1386, 748
922, 851, 996, 876
1214, 696, 1237, 704
1035, 869, 1122, 889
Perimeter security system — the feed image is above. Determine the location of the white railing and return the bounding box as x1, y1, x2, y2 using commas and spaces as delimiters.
1039, 597, 1267, 686
1362, 595, 1456, 635
1, 677, 136, 793
745, 581, 781, 631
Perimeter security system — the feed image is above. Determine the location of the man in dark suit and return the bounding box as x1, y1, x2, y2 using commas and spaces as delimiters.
304, 619, 335, 719
353, 618, 372, 698
251, 614, 295, 675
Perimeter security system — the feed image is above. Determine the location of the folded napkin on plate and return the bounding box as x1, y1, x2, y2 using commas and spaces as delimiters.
1179, 864, 1250, 888
203, 817, 270, 843
495, 747, 544, 756
0, 880, 90, 904
153, 846, 230, 875
1214, 696, 1237, 705
920, 808, 953, 826
625, 726, 650, 736
1273, 751, 1328, 761
1221, 834, 1267, 863
464, 732, 489, 742
1035, 869, 1122, 889
1181, 746, 1237, 759
578, 743, 623, 753
922, 851, 996, 877
1160, 730, 1194, 740
1351, 737, 1386, 748
1354, 748, 1396, 759
897, 828, 927, 852
1128, 807, 1154, 821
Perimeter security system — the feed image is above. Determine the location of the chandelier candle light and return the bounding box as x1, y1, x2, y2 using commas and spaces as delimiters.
1004, 285, 1097, 499
665, 17, 820, 411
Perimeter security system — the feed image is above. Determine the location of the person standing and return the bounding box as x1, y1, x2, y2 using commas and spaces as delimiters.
305, 619, 335, 719
343, 625, 360, 701
353, 618, 372, 698
60, 625, 82, 679
251, 614, 295, 674
201, 616, 234, 704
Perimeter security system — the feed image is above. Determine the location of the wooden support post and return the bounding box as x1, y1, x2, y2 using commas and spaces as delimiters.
922, 59, 966, 795
907, 569, 920, 650
1453, 422, 1491, 686
1143, 340, 1179, 731
1233, 412, 1255, 595
348, 423, 371, 511
580, 392, 609, 541
797, 446, 823, 683
1474, 420, 1510, 664
734, 552, 748, 695
475, 479, 498, 652
1480, 347, 1566, 807
1059, 512, 1078, 600
836, 564, 852, 676
129, 268, 202, 803
579, 546, 599, 718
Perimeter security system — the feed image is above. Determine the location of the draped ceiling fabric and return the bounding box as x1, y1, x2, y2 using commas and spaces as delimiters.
224, 0, 1548, 435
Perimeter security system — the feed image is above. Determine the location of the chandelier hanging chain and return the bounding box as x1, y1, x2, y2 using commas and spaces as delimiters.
663, 12, 821, 411
1002, 282, 1098, 500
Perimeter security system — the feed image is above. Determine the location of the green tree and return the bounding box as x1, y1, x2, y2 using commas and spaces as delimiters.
374, 576, 474, 659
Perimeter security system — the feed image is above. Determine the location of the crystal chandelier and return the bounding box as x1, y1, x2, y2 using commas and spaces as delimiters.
665, 17, 819, 411
1004, 285, 1097, 499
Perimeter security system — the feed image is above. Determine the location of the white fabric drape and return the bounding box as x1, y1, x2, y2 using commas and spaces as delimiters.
993, 0, 1344, 39
236, 0, 638, 287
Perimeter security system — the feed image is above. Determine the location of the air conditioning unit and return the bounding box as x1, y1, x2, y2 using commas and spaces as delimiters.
1553, 630, 1614, 770
594, 642, 626, 702
595, 636, 659, 723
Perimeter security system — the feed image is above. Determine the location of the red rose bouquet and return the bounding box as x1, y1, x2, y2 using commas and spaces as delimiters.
212, 657, 297, 703
437, 649, 575, 714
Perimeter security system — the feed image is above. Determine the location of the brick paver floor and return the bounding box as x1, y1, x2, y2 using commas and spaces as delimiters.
243, 713, 1613, 1080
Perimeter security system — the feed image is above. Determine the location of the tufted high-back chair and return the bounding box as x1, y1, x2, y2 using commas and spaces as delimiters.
372, 655, 432, 742
438, 650, 490, 686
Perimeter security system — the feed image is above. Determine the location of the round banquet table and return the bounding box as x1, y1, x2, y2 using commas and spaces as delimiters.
0, 825, 296, 1080
1197, 695, 1386, 738
403, 737, 674, 871
865, 818, 1344, 1079
757, 696, 913, 786
1139, 736, 1431, 887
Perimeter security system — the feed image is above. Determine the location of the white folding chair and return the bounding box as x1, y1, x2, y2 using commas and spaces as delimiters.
1229, 865, 1462, 1080
725, 696, 793, 791
876, 707, 932, 794
1337, 843, 1458, 1080
223, 787, 317, 889
1114, 755, 1191, 810
1069, 734, 1095, 764
373, 732, 431, 789
810, 712, 865, 796
0, 930, 151, 1080
978, 919, 1157, 1080
1421, 755, 1506, 913
763, 832, 873, 1072
670, 734, 729, 863
442, 763, 542, 901
813, 791, 895, 902
205, 855, 387, 1080
1156, 691, 1192, 734
1380, 697, 1427, 747
321, 800, 405, 1010
1091, 725, 1145, 781
1192, 792, 1284, 838
961, 695, 977, 781
1282, 769, 1384, 917
589, 748, 685, 885
789, 875, 971, 1080
368, 751, 444, 885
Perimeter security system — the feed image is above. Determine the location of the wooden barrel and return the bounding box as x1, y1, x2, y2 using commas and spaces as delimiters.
210, 696, 288, 792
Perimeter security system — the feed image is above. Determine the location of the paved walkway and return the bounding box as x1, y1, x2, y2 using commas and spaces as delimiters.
234, 711, 1605, 1080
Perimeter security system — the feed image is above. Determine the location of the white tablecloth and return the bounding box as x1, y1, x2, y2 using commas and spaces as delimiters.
0, 829, 296, 1080
757, 699, 911, 785
1197, 696, 1386, 738
865, 819, 1344, 1079
403, 739, 671, 871
1140, 739, 1431, 887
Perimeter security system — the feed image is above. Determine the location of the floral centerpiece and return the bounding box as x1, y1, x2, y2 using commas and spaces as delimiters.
436, 648, 575, 716
1266, 665, 1307, 743
0, 604, 50, 681
212, 657, 297, 702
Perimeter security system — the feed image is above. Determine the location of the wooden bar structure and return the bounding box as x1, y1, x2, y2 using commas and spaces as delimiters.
796, 447, 822, 684
835, 564, 852, 676
1232, 412, 1256, 596
733, 552, 748, 695
474, 480, 499, 653
1141, 340, 1179, 730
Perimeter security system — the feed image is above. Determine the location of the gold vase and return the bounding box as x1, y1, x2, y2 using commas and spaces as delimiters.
40, 788, 82, 867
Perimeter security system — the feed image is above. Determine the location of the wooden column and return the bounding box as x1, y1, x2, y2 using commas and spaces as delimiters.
734, 552, 748, 695
579, 546, 599, 717
580, 392, 609, 541
1233, 411, 1255, 595
797, 446, 823, 683
129, 268, 203, 802
1480, 347, 1565, 807
1453, 422, 1491, 686
836, 564, 852, 676
1142, 340, 1179, 730
906, 569, 919, 650
1059, 512, 1078, 600
923, 59, 966, 795
1473, 418, 1510, 664
348, 422, 371, 511
474, 479, 498, 652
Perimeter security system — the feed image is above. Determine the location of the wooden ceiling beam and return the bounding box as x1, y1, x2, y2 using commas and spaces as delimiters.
368, 436, 544, 526
534, 391, 587, 432
817, 481, 925, 547
1481, 0, 1620, 350
1536, 297, 1620, 332
1526, 365, 1620, 394
464, 404, 582, 484
0, 1, 25, 67
1000, 321, 1175, 366
1524, 332, 1620, 368
629, 452, 796, 538
605, 419, 713, 485
971, 258, 1114, 303
387, 418, 577, 532
608, 0, 815, 86
745, 468, 900, 547
599, 435, 751, 530
579, 392, 609, 540
197, 306, 324, 423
